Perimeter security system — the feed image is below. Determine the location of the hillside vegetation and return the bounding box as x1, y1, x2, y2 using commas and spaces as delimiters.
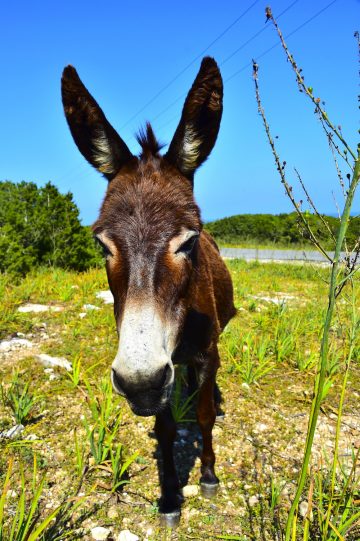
204, 212, 360, 249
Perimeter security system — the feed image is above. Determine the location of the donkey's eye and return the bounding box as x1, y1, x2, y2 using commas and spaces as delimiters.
176, 233, 199, 256
94, 236, 113, 258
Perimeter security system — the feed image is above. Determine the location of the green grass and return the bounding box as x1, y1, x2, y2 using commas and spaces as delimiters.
0, 263, 359, 539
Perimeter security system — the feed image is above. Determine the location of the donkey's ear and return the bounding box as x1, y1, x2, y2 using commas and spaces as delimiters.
61, 66, 134, 181
165, 57, 223, 184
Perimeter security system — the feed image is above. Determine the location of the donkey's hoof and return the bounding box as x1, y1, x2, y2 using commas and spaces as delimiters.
200, 482, 219, 499
159, 510, 180, 528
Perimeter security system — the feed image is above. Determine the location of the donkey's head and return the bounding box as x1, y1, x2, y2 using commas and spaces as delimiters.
61, 58, 223, 416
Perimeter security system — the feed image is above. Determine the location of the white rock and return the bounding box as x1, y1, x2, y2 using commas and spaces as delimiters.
248, 495, 259, 507
96, 291, 114, 304
18, 303, 50, 313
0, 424, 24, 440
178, 428, 189, 437
18, 303, 64, 313
36, 354, 72, 372
83, 304, 100, 311
91, 526, 111, 540
181, 484, 199, 498
299, 500, 313, 520
255, 423, 268, 432
241, 382, 250, 391
117, 531, 139, 541
0, 338, 33, 352
79, 313, 87, 319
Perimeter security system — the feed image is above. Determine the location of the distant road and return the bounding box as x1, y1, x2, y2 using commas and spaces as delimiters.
219, 247, 357, 264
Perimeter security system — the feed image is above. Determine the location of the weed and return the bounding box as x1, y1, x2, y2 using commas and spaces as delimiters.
269, 477, 286, 512
0, 456, 64, 541
228, 334, 273, 385
1, 372, 37, 425
65, 354, 82, 388
171, 369, 197, 423
109, 445, 139, 492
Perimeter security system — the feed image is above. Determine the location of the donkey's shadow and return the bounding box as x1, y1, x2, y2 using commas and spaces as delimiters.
150, 375, 224, 509
153, 420, 201, 491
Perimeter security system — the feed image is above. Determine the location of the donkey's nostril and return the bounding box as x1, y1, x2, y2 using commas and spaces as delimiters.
111, 369, 126, 396
153, 363, 172, 390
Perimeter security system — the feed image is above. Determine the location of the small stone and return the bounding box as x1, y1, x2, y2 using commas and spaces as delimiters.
0, 338, 33, 352
37, 354, 72, 372
0, 424, 24, 440
299, 500, 313, 519
83, 304, 100, 311
178, 428, 189, 437
255, 423, 268, 432
117, 530, 139, 541
91, 526, 111, 540
107, 506, 118, 519
241, 382, 250, 391
248, 495, 259, 507
79, 313, 87, 319
182, 484, 199, 498
96, 291, 114, 304
26, 433, 38, 441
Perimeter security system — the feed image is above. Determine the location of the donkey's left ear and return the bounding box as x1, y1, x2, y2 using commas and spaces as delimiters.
165, 57, 223, 184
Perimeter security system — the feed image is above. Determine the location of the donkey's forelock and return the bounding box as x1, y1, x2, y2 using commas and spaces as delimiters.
136, 122, 166, 159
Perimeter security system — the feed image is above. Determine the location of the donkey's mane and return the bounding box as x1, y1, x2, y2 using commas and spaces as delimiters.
136, 122, 165, 158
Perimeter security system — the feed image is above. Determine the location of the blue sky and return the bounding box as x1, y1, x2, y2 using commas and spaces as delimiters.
1, 0, 359, 224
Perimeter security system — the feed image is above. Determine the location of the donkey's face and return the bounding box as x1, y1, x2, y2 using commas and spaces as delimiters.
61, 58, 223, 416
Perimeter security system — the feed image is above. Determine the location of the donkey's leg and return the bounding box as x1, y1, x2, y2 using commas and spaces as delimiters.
154, 405, 181, 525
196, 349, 220, 498
214, 382, 225, 419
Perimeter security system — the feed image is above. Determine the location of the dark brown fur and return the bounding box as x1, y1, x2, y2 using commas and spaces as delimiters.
61, 58, 236, 520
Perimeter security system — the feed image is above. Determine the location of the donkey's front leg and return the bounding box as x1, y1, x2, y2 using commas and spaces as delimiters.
154, 405, 181, 526
196, 350, 220, 498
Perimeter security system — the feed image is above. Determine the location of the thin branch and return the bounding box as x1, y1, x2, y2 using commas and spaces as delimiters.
252, 60, 333, 262
320, 119, 353, 171
294, 167, 336, 245
266, 7, 357, 162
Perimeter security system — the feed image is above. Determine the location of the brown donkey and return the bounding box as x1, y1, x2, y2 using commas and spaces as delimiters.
61, 57, 235, 525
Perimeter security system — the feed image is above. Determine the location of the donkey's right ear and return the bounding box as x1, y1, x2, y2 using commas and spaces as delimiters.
61, 66, 134, 181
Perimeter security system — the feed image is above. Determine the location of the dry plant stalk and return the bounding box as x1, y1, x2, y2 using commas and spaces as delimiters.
255, 7, 360, 540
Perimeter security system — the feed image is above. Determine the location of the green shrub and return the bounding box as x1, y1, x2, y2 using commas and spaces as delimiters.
0, 180, 102, 275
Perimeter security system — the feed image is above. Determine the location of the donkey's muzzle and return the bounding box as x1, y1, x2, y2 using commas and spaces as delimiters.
111, 364, 173, 416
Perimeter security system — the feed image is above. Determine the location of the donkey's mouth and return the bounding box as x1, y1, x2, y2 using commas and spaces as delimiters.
128, 401, 167, 417
127, 386, 172, 417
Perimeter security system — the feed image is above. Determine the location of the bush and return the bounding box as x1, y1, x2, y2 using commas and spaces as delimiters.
0, 180, 101, 275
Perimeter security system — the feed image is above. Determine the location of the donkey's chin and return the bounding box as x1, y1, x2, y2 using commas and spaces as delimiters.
128, 401, 167, 417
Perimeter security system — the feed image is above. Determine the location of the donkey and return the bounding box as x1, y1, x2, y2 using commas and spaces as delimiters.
61, 57, 236, 525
